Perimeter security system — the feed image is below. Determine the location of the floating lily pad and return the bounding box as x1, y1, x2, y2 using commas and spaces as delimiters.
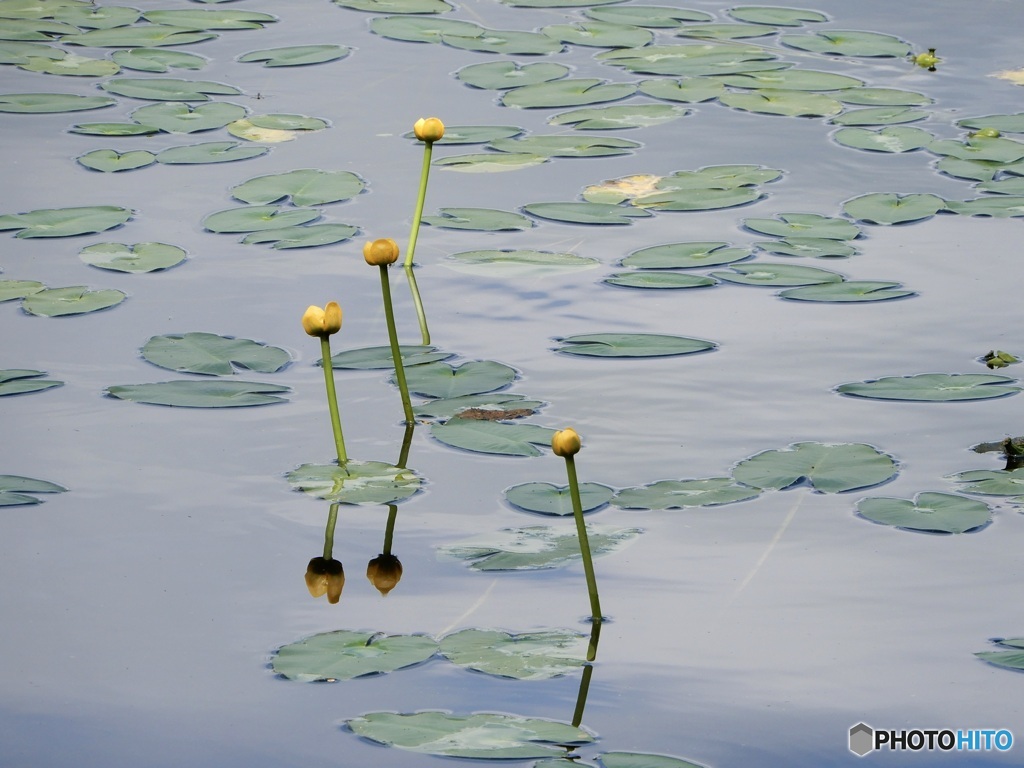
958, 113, 1024, 134
977, 177, 1024, 195
230, 169, 364, 206
726, 6, 828, 25
141, 9, 277, 30
22, 285, 125, 316
346, 711, 594, 759
637, 78, 724, 104
17, 51, 119, 76
413, 393, 544, 420
241, 223, 358, 249
402, 360, 516, 399
756, 238, 858, 258
779, 281, 914, 302
237, 45, 349, 67
431, 419, 555, 457
522, 202, 652, 224
501, 79, 637, 109
953, 468, 1024, 496
53, 5, 141, 29
0, 369, 62, 396
676, 22, 776, 40
286, 461, 421, 504
856, 492, 991, 533
600, 752, 709, 768
541, 21, 654, 49
0, 474, 67, 506
945, 197, 1024, 217
100, 77, 241, 101
273, 631, 438, 682
604, 272, 717, 289
111, 48, 207, 73
439, 524, 642, 570
0, 91, 115, 112
0, 17, 77, 39
62, 25, 218, 48
743, 213, 860, 240
780, 29, 911, 57
327, 345, 452, 370
422, 208, 534, 231
554, 333, 715, 358
77, 149, 156, 172
440, 629, 588, 679
612, 477, 761, 509
842, 193, 946, 225
720, 89, 843, 118
718, 69, 863, 91
202, 205, 320, 233
131, 102, 247, 133
584, 6, 713, 26
433, 153, 548, 172
456, 60, 570, 89
370, 15, 484, 44
732, 442, 897, 493
0, 42, 63, 65
976, 639, 1024, 672
0, 279, 44, 301
141, 333, 290, 376
711, 263, 843, 286
832, 106, 929, 126
934, 158, 1005, 182
833, 126, 934, 152
550, 103, 691, 129
622, 242, 751, 269
79, 242, 186, 272
928, 136, 1024, 163
489, 135, 641, 158
427, 125, 523, 144
443, 28, 564, 56
155, 141, 268, 164
505, 482, 614, 515
837, 373, 1020, 402
107, 380, 290, 407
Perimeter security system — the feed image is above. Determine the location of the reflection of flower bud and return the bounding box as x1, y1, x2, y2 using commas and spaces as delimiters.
551, 427, 581, 457
912, 48, 939, 71
366, 554, 403, 596
972, 128, 1001, 139
363, 238, 400, 266
302, 301, 342, 338
305, 557, 345, 604
413, 117, 445, 143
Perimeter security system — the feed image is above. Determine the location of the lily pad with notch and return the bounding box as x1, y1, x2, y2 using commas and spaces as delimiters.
832, 106, 929, 126
111, 48, 207, 73
61, 26, 219, 48
505, 481, 614, 516
780, 281, 914, 302
711, 263, 844, 286
370, 15, 484, 44
286, 461, 421, 504
489, 135, 641, 158
100, 78, 241, 102
439, 524, 642, 571
22, 286, 125, 316
140, 9, 277, 30
843, 193, 947, 225
838, 87, 931, 106
945, 197, 1024, 218
717, 69, 863, 91
637, 78, 723, 104
273, 630, 438, 682
720, 89, 844, 118
130, 102, 247, 133
0, 475, 67, 506
240, 223, 359, 249
780, 29, 911, 57
0, 205, 132, 237
622, 242, 751, 269
676, 22, 776, 40
202, 205, 321, 233
540, 21, 654, 49
856, 492, 991, 533
69, 122, 160, 136
77, 149, 156, 172
0, 369, 62, 396
456, 60, 570, 90
554, 333, 715, 358
433, 153, 548, 173
141, 333, 290, 376
439, 628, 588, 679
756, 238, 858, 258
237, 45, 349, 67
612, 477, 761, 509
584, 6, 713, 26
0, 92, 115, 113
958, 113, 1024, 134
79, 242, 186, 272
107, 380, 290, 407
833, 126, 934, 153
726, 6, 828, 25
326, 345, 452, 370
743, 213, 860, 240
430, 419, 555, 457
951, 468, 1024, 496
442, 28, 565, 56
837, 373, 1020, 402
0, 280, 44, 302
17, 52, 120, 76
401, 360, 516, 399
230, 169, 365, 206
732, 442, 898, 493
334, 0, 454, 13
155, 141, 268, 165
928, 136, 1024, 163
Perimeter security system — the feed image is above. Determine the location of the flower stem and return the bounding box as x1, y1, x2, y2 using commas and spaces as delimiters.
403, 140, 434, 269
319, 337, 348, 464
379, 265, 415, 425
564, 454, 602, 624
404, 264, 430, 345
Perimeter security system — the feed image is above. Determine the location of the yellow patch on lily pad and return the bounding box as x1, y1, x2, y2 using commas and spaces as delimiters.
226, 119, 296, 143
991, 69, 1024, 86
582, 173, 661, 204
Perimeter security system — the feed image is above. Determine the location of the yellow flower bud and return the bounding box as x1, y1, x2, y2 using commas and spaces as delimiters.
913, 48, 939, 71
552, 427, 581, 458
413, 117, 445, 143
302, 302, 342, 338
366, 554, 403, 596
972, 128, 1001, 139
305, 557, 345, 604
363, 238, 400, 266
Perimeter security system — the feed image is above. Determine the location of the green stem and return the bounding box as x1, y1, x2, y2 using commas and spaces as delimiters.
323, 502, 339, 560
564, 455, 602, 624
319, 337, 348, 464
379, 265, 416, 425
403, 140, 434, 269
404, 264, 430, 345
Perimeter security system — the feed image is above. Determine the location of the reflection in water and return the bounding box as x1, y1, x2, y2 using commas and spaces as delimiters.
305, 502, 344, 604
366, 504, 403, 596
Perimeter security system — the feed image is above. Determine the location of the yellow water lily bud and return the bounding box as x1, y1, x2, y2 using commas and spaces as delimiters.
413, 117, 445, 143
302, 301, 342, 338
363, 238, 400, 266
552, 427, 581, 458
305, 557, 345, 604
913, 48, 939, 71
366, 553, 403, 596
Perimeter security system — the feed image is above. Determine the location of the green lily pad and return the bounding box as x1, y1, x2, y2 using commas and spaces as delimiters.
976, 639, 1024, 672
584, 6, 713, 26
0, 474, 67, 506
456, 60, 570, 89
780, 29, 911, 57
422, 208, 534, 231
230, 169, 364, 206
501, 79, 637, 109
505, 482, 614, 515
106, 380, 290, 407
370, 15, 484, 44
856, 492, 991, 533
420, 125, 523, 144
286, 461, 421, 504
726, 6, 828, 25
977, 177, 1024, 195
837, 373, 1020, 402
141, 333, 290, 376
622, 242, 751, 269
522, 202, 653, 224
346, 711, 594, 759
832, 106, 929, 126
550, 103, 691, 129
637, 78, 724, 104
0, 279, 44, 301
247, 114, 327, 131
928, 136, 1024, 163
744, 213, 860, 240
68, 122, 160, 136
53, 5, 141, 29
838, 87, 931, 107
79, 242, 186, 273
732, 442, 898, 493
676, 22, 777, 40
433, 153, 548, 173
946, 197, 1024, 217
779, 281, 914, 302
717, 69, 863, 91
0, 92, 115, 112
0, 17, 77, 39
141, 9, 277, 30
21, 285, 125, 316
430, 419, 556, 457
600, 752, 709, 768
155, 141, 268, 165
720, 89, 844, 118
327, 345, 452, 370
604, 272, 717, 289
335, 0, 454, 12
0, 42, 63, 65
447, 249, 598, 275
842, 193, 946, 224
402, 360, 516, 398
441, 524, 642, 571
130, 102, 247, 133
111, 48, 207, 73
958, 113, 1024, 134
240, 223, 359, 249
202, 205, 320, 233
440, 629, 588, 679
952, 468, 1024, 496
413, 393, 544, 420
18, 52, 120, 76
442, 28, 564, 56
61, 25, 218, 48
612, 477, 760, 509
0, 369, 63, 396
77, 149, 156, 172
554, 333, 716, 358
833, 126, 934, 152
237, 45, 349, 67
756, 238, 858, 258
631, 186, 766, 211
100, 77, 241, 101
489, 135, 641, 158
711, 263, 843, 286
541, 21, 654, 49
273, 631, 438, 682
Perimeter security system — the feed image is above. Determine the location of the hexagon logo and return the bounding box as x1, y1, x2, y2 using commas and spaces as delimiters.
850, 722, 874, 757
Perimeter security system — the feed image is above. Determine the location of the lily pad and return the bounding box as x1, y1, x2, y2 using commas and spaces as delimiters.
726, 6, 828, 25
22, 285, 125, 316
346, 711, 594, 759
442, 28, 564, 56
958, 113, 1024, 134
842, 193, 946, 225
155, 141, 268, 165
430, 419, 555, 457
604, 272, 717, 289
141, 333, 290, 376
541, 21, 654, 49
733, 442, 898, 493
779, 281, 914, 302
247, 114, 327, 131
456, 60, 570, 90
433, 153, 548, 173
945, 197, 1024, 217
976, 639, 1024, 672
0, 92, 115, 112
505, 482, 614, 515
832, 106, 929, 126
600, 752, 709, 768
439, 524, 642, 570
489, 135, 641, 158
743, 213, 860, 240
613, 477, 761, 509
100, 77, 241, 101
53, 5, 141, 29
756, 238, 858, 258
370, 15, 483, 44
710, 263, 843, 286
140, 9, 277, 30
130, 102, 247, 133
79, 242, 186, 272
501, 79, 637, 109
107, 380, 290, 407
241, 223, 358, 249
237, 45, 349, 67
550, 103, 691, 129
676, 22, 776, 40
286, 461, 421, 504
202, 205, 320, 233
61, 25, 218, 48
833, 126, 934, 153
0, 369, 63, 396
637, 78, 724, 104
77, 149, 156, 172
17, 51, 119, 76
422, 208, 533, 231
413, 393, 544, 420
837, 373, 1020, 402
426, 125, 523, 144
273, 631, 438, 681
622, 242, 751, 269
717, 69, 863, 91
928, 136, 1024, 163
111, 48, 207, 73
554, 333, 715, 358
230, 169, 364, 206
402, 360, 516, 399
439, 628, 588, 679
951, 468, 1024, 496
780, 29, 911, 57
522, 202, 653, 224
838, 87, 931, 106
0, 474, 67, 506
327, 345, 452, 370
856, 492, 991, 533
719, 89, 844, 118
0, 279, 44, 301
584, 6, 713, 26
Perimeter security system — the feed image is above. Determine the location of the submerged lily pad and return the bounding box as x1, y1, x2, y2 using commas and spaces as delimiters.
273, 631, 438, 681
68, 122, 160, 136
79, 242, 186, 272
447, 249, 598, 273
779, 281, 914, 302
732, 442, 898, 493
433, 153, 548, 173
837, 373, 1020, 402
554, 333, 715, 358
431, 419, 555, 457
439, 524, 642, 571
612, 477, 761, 509
440, 629, 588, 679
286, 461, 421, 504
22, 286, 125, 316
600, 752, 709, 768
856, 492, 991, 533
0, 369, 63, 396
107, 380, 290, 407
413, 393, 544, 420
489, 135, 641, 158
0, 474, 67, 506
505, 482, 614, 515
422, 208, 533, 231
141, 333, 290, 376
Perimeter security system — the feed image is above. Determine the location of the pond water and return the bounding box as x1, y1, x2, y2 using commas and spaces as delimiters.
3, 0, 1024, 765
